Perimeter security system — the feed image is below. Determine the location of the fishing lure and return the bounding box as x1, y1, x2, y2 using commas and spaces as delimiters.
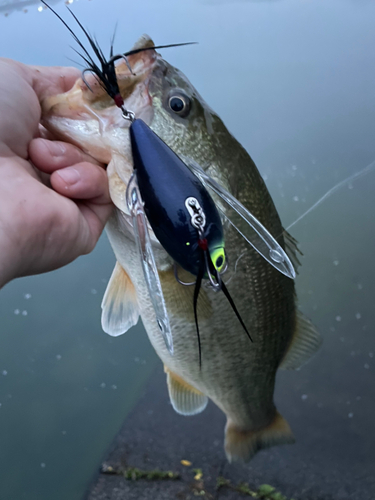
42, 1, 295, 365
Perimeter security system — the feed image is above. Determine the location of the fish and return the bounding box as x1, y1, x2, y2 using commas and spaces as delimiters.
41, 27, 322, 462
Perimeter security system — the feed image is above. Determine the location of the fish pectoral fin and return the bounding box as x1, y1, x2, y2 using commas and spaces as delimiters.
279, 310, 322, 370
107, 155, 130, 214
101, 261, 140, 337
164, 366, 208, 416
225, 411, 295, 463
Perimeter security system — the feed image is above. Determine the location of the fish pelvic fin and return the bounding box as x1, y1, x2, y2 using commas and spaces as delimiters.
279, 310, 322, 370
224, 411, 295, 463
101, 261, 140, 336
164, 366, 208, 416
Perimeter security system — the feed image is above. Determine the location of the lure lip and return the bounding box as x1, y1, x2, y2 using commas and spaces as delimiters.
183, 158, 296, 280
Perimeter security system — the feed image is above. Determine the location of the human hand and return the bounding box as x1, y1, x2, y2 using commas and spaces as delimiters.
0, 58, 113, 288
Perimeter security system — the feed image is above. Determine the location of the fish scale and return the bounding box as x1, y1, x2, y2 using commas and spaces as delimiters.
41, 34, 321, 462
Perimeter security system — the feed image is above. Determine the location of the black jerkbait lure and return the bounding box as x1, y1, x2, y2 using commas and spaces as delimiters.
128, 118, 252, 366
42, 1, 295, 366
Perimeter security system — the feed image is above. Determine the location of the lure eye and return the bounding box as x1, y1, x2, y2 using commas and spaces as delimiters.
216, 255, 224, 268
210, 247, 226, 273
167, 90, 191, 118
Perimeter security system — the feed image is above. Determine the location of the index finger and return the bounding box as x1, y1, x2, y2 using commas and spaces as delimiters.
29, 137, 104, 172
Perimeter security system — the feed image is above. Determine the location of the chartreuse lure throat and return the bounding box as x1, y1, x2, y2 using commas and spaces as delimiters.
43, 0, 296, 366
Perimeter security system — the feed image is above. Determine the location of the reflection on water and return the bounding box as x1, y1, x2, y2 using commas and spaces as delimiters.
0, 236, 158, 500
0, 0, 374, 498
0, 0, 61, 15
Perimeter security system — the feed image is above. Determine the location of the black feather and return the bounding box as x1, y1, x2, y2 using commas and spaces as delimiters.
193, 264, 204, 369
41, 1, 196, 102
220, 280, 253, 342
205, 251, 253, 343
117, 42, 198, 60
41, 1, 121, 99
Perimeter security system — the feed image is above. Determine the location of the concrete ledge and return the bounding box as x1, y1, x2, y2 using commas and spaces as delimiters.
85, 366, 374, 500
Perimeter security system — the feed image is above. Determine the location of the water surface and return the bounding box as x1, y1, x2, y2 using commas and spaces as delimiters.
0, 0, 374, 498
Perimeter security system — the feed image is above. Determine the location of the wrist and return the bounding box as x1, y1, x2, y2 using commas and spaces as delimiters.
0, 222, 19, 289
0, 152, 25, 288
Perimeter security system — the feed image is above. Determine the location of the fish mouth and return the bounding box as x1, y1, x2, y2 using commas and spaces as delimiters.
41, 35, 159, 164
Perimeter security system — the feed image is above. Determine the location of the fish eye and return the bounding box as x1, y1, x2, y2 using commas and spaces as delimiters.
167, 90, 191, 118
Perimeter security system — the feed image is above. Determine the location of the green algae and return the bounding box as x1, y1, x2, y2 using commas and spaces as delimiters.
101, 463, 180, 480
216, 477, 294, 500
101, 462, 293, 499
123, 467, 179, 480
193, 468, 203, 480
257, 484, 277, 496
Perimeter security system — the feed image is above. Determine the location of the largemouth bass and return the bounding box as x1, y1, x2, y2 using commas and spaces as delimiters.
42, 35, 322, 462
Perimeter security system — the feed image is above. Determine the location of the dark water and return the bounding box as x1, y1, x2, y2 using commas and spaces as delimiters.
0, 0, 374, 498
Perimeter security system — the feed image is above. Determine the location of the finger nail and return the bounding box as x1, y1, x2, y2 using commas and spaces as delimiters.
57, 168, 80, 186
45, 140, 66, 157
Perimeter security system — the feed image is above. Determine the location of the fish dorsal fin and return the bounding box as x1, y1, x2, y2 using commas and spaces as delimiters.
279, 310, 322, 370
283, 229, 303, 273
164, 366, 208, 416
101, 262, 140, 337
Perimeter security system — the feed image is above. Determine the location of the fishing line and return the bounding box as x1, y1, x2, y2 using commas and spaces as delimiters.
230, 161, 375, 276
285, 159, 375, 232
223, 250, 247, 285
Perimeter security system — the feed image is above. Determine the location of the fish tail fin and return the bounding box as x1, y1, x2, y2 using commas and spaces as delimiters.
224, 411, 295, 463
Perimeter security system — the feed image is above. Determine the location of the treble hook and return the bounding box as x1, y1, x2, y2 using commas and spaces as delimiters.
174, 263, 196, 286
108, 54, 135, 75
81, 68, 94, 92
